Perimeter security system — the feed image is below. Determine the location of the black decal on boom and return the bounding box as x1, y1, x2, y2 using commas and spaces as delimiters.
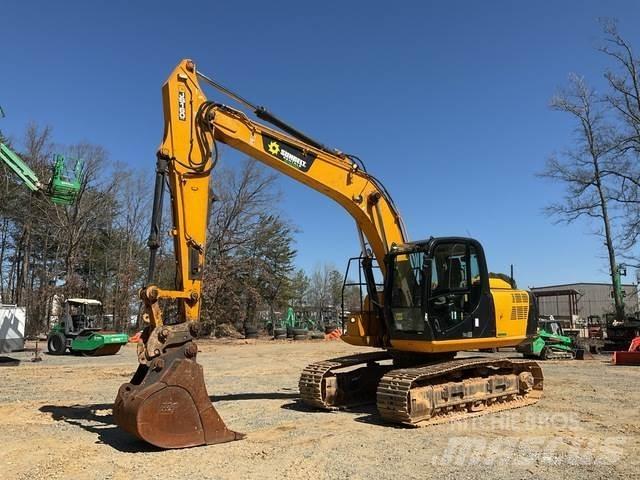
262, 134, 316, 172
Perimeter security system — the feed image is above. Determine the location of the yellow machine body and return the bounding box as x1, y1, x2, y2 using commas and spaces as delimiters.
114, 59, 541, 449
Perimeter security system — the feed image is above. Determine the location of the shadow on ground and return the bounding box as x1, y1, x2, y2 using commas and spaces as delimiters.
352, 410, 410, 428
280, 400, 319, 413
212, 391, 298, 402
280, 399, 407, 429
40, 391, 301, 452
0, 356, 20, 366
40, 404, 157, 453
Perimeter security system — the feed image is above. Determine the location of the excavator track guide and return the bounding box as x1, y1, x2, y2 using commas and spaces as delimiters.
300, 355, 543, 426
299, 351, 394, 409
377, 358, 543, 426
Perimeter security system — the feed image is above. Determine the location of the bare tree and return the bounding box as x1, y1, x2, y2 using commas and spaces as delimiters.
3, 124, 57, 333
308, 263, 332, 313
208, 159, 280, 257
601, 20, 640, 154
106, 167, 150, 330
541, 75, 625, 321
55, 143, 118, 296
0, 124, 297, 337
198, 159, 296, 335
595, 20, 640, 259
288, 268, 310, 310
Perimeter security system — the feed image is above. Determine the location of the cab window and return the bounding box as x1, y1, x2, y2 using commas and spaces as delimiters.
428, 242, 482, 333
390, 251, 427, 333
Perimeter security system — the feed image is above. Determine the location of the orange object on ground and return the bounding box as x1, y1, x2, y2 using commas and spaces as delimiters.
325, 329, 342, 340
612, 336, 640, 365
129, 331, 142, 343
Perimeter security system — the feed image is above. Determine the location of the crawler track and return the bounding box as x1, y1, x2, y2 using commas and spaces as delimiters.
377, 358, 543, 426
300, 354, 543, 427
299, 351, 393, 409
544, 349, 575, 360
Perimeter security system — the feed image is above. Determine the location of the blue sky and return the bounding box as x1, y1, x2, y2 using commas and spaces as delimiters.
2, 1, 639, 288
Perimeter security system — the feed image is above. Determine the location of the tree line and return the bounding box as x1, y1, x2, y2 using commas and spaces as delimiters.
0, 124, 359, 335
0, 124, 150, 335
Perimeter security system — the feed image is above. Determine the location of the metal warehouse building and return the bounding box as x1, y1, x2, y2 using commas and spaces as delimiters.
530, 283, 639, 325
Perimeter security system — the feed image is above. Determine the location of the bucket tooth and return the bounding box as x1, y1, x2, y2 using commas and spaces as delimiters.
113, 343, 244, 449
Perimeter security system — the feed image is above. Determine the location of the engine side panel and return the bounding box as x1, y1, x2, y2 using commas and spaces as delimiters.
491, 285, 530, 339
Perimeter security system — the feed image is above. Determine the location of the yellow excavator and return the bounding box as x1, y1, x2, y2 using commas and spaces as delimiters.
114, 59, 543, 449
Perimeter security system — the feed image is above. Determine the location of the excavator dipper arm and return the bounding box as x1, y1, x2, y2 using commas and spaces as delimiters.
114, 59, 407, 449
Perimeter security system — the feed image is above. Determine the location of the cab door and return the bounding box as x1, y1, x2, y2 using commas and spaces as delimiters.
426, 239, 495, 340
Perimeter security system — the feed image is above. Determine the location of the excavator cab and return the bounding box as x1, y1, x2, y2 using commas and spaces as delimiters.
384, 237, 495, 342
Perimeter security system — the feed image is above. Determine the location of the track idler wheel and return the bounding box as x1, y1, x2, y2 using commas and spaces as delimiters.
113, 341, 244, 449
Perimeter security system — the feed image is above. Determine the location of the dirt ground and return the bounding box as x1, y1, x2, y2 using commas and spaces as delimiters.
0, 339, 638, 480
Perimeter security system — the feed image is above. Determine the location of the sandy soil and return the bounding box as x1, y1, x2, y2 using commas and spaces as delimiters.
0, 339, 638, 480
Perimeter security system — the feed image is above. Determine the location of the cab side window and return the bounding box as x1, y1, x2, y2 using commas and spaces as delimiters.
432, 243, 467, 292
429, 243, 467, 332
428, 242, 484, 334
390, 252, 427, 333
469, 245, 482, 306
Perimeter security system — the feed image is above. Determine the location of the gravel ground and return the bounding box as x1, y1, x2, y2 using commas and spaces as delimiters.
0, 339, 638, 480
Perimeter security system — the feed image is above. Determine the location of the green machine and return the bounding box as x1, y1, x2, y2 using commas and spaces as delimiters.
47, 298, 128, 356
0, 105, 81, 206
517, 319, 576, 360
0, 143, 82, 205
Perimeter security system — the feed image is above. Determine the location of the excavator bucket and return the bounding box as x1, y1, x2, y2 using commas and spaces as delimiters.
114, 340, 244, 449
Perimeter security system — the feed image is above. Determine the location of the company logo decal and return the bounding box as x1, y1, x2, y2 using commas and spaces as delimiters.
262, 135, 316, 172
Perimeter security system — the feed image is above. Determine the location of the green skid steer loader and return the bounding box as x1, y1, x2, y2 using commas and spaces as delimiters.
47, 298, 128, 356
517, 318, 576, 360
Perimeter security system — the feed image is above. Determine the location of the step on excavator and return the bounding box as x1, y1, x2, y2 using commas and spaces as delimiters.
114, 59, 543, 449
